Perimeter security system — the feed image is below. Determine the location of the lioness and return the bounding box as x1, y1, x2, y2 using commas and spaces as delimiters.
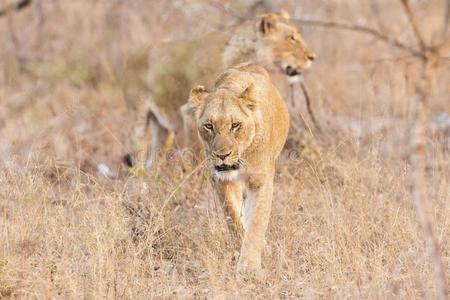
188, 63, 289, 277
126, 11, 314, 169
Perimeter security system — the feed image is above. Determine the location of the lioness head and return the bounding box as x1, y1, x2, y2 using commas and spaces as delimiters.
256, 11, 315, 77
188, 84, 258, 181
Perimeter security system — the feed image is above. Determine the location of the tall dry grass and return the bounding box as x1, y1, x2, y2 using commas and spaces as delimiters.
0, 0, 449, 298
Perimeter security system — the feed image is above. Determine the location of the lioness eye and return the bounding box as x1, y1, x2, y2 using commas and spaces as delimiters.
204, 123, 213, 130
289, 35, 297, 43
231, 122, 241, 130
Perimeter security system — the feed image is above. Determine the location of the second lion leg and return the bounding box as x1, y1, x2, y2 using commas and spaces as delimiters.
146, 113, 174, 169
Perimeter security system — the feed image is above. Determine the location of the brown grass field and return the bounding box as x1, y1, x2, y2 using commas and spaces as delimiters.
0, 0, 449, 298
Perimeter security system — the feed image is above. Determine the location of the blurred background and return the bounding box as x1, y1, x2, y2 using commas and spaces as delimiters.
0, 0, 449, 298
1, 0, 448, 170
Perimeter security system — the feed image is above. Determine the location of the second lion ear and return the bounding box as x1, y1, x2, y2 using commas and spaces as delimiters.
188, 85, 209, 114
259, 13, 277, 34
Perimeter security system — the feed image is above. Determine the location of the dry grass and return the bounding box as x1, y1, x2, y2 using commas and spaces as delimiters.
1, 0, 449, 298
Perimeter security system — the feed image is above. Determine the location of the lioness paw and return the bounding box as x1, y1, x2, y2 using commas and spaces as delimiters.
235, 263, 264, 283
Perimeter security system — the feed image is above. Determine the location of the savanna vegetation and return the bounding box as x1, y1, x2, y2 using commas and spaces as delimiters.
0, 0, 449, 298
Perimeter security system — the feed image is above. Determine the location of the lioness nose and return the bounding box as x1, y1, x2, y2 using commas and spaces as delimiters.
286, 66, 299, 76
215, 151, 231, 161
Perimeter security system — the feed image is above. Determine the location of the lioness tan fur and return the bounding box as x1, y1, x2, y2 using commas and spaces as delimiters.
126, 11, 314, 169
188, 63, 289, 277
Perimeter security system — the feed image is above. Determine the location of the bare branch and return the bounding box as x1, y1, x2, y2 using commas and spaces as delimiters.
395, 2, 450, 297
5, 2, 27, 71
409, 80, 449, 300
443, 0, 450, 39
300, 81, 321, 133
400, 0, 427, 52
369, 1, 388, 33
293, 18, 421, 56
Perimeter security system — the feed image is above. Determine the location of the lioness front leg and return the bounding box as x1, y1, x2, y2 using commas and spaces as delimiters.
237, 171, 274, 278
215, 180, 244, 238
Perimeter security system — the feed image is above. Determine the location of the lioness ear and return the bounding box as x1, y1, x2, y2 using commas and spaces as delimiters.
259, 13, 277, 34
188, 85, 208, 113
239, 84, 256, 110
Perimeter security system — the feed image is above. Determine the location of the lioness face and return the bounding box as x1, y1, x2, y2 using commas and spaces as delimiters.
257, 12, 315, 77
188, 85, 257, 181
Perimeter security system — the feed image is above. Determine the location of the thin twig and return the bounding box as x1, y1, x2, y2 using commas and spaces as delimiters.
362, 55, 417, 64
300, 81, 321, 133
400, 0, 427, 52
290, 83, 314, 138
5, 3, 27, 71
369, 1, 388, 33
443, 0, 450, 39
297, 109, 314, 139
293, 18, 421, 56
288, 83, 296, 109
